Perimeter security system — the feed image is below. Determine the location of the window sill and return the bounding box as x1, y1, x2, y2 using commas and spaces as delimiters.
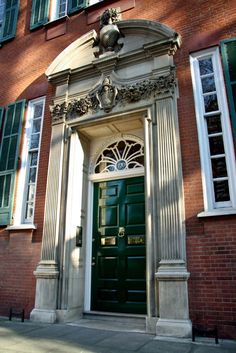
6, 224, 37, 231
44, 15, 69, 29
197, 208, 236, 218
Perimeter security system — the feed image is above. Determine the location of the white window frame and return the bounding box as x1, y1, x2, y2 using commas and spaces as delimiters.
190, 47, 236, 216
14, 97, 45, 226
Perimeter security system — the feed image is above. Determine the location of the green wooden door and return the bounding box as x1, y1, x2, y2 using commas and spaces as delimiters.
91, 177, 146, 314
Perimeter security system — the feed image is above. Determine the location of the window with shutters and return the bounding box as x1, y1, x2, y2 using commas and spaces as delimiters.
0, 0, 19, 43
30, 0, 102, 29
14, 97, 45, 224
190, 47, 236, 216
0, 100, 25, 225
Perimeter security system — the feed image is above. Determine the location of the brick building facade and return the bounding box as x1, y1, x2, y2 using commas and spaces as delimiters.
0, 0, 235, 339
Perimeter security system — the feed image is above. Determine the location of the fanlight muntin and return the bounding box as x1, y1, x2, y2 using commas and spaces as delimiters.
89, 137, 144, 181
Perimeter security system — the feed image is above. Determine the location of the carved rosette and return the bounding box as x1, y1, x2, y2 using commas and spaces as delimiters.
49, 70, 176, 122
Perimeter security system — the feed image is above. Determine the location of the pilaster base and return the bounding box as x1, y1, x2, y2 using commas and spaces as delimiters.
155, 263, 191, 337
31, 261, 59, 322
146, 317, 158, 334
30, 309, 57, 323
56, 308, 83, 323
156, 318, 192, 338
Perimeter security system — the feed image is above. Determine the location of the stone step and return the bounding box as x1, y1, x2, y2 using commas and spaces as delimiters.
69, 311, 147, 333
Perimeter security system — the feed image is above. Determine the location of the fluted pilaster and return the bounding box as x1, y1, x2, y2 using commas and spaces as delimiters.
31, 121, 66, 323
154, 95, 191, 337
41, 123, 66, 261
156, 97, 185, 262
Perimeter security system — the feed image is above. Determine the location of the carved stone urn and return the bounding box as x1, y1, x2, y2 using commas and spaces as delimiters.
99, 8, 121, 53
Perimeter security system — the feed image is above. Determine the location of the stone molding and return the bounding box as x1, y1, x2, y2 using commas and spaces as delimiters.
34, 261, 59, 279
50, 70, 176, 122
155, 270, 190, 281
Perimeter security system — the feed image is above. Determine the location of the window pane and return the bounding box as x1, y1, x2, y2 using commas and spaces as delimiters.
34, 103, 43, 118
29, 167, 36, 183
209, 135, 225, 155
199, 58, 213, 75
27, 184, 35, 202
32, 118, 41, 133
211, 157, 227, 178
25, 202, 34, 220
204, 94, 219, 112
201, 76, 216, 93
30, 133, 40, 149
214, 180, 230, 202
206, 115, 222, 134
30, 152, 38, 166
58, 0, 67, 17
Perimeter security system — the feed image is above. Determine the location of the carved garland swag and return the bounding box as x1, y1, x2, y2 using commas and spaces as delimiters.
50, 69, 176, 121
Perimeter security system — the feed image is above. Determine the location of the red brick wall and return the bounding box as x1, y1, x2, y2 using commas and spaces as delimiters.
0, 229, 41, 318
187, 218, 236, 338
0, 0, 235, 336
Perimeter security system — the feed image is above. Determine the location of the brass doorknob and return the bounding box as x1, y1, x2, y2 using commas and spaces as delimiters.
118, 227, 125, 237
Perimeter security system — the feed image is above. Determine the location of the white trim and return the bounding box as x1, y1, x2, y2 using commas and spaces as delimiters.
6, 224, 37, 231
198, 208, 236, 218
190, 47, 236, 212
89, 168, 144, 182
87, 0, 101, 6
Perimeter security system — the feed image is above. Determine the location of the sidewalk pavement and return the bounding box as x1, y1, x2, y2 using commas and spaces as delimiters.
0, 318, 236, 353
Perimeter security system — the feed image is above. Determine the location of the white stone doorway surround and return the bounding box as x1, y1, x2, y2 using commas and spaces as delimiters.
30, 18, 192, 337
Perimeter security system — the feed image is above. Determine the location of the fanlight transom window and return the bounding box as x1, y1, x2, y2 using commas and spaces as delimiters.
95, 139, 144, 174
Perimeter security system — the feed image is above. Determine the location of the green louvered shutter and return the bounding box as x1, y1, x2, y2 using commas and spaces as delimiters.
0, 100, 25, 225
68, 0, 86, 15
30, 0, 49, 30
0, 0, 20, 43
221, 39, 236, 141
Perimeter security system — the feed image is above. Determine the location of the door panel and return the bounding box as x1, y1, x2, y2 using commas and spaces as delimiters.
91, 177, 146, 314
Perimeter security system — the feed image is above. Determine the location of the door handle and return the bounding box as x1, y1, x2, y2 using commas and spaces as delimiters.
118, 227, 125, 238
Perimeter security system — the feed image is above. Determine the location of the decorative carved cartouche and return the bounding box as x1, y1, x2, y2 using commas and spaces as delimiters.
96, 76, 118, 112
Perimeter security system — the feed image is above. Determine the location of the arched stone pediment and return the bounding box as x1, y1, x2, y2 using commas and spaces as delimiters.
46, 19, 181, 79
